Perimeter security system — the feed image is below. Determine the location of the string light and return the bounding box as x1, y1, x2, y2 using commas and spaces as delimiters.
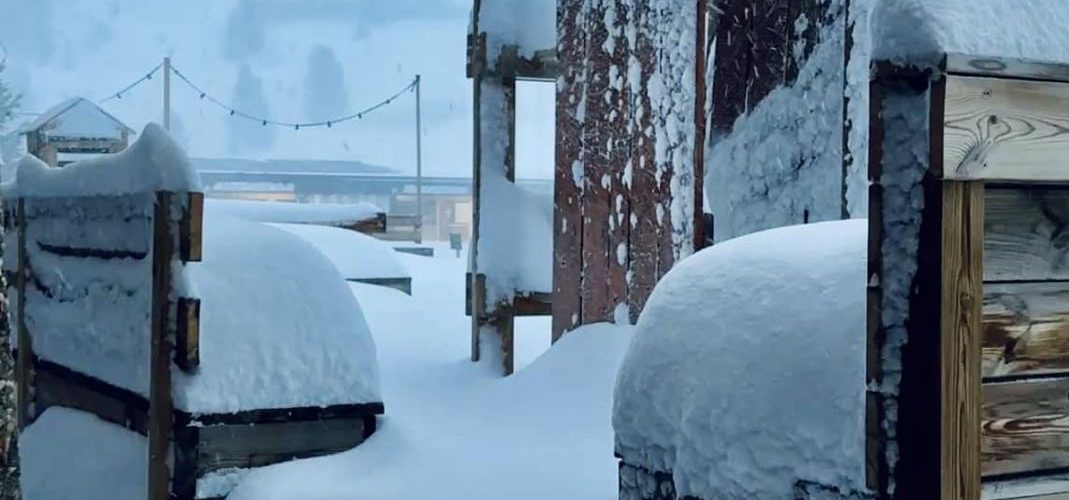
169, 64, 416, 130
98, 63, 163, 104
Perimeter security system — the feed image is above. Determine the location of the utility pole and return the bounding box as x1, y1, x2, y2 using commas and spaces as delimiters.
415, 74, 423, 244
163, 56, 171, 131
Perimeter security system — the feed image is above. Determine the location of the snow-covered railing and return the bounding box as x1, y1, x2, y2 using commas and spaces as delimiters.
868, 53, 1069, 500
6, 125, 384, 500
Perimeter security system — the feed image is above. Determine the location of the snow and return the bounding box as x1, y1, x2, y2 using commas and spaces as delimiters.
270, 222, 409, 281
706, 1, 849, 242
16, 97, 132, 140
223, 246, 625, 500
872, 0, 1069, 66
20, 407, 147, 500
613, 220, 867, 499
175, 215, 381, 413
4, 123, 199, 197
479, 0, 556, 59
205, 198, 381, 226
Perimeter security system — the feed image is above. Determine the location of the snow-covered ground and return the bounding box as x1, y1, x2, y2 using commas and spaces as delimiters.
227, 243, 629, 500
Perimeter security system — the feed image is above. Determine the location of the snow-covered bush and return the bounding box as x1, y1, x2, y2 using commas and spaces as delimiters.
613, 220, 868, 499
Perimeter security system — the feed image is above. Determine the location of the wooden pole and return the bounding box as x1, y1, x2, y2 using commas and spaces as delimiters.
147, 192, 176, 500
415, 74, 423, 244
163, 57, 171, 132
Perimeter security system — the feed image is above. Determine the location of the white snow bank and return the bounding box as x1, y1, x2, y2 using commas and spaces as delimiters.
206, 198, 381, 226
4, 123, 198, 197
271, 223, 409, 280
21, 407, 147, 500
478, 175, 554, 299
479, 0, 556, 58
174, 215, 381, 413
872, 0, 1069, 65
613, 220, 867, 499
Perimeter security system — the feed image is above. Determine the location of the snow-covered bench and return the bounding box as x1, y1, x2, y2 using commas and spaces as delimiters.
5, 125, 383, 500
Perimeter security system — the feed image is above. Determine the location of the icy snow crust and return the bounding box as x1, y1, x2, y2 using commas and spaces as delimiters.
5, 123, 199, 197
872, 0, 1069, 66
175, 215, 381, 413
205, 198, 381, 226
21, 407, 147, 500
613, 220, 867, 499
270, 222, 410, 281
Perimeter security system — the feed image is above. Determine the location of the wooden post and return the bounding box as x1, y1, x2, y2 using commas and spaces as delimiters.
163, 57, 171, 132
415, 74, 423, 244
940, 181, 983, 500
147, 192, 176, 500
14, 198, 32, 431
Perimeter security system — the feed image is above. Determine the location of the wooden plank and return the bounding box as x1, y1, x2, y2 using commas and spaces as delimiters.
32, 358, 150, 435
605, 0, 630, 323
180, 192, 203, 262
983, 473, 1069, 500
946, 53, 1069, 85
148, 191, 176, 500
865, 76, 887, 494
579, 0, 612, 326
15, 198, 32, 431
982, 377, 1069, 478
175, 298, 200, 372
196, 417, 370, 475
944, 76, 1069, 181
984, 188, 1069, 282
625, 0, 659, 324
983, 282, 1069, 379
347, 277, 412, 296
941, 180, 984, 500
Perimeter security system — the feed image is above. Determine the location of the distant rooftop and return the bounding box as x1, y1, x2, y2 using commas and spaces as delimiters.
191, 157, 398, 176
17, 97, 134, 140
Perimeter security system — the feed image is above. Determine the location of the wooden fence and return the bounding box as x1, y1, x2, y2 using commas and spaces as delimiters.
6, 190, 382, 500
869, 54, 1069, 500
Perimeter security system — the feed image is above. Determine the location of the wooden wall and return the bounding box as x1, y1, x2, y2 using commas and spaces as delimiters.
553, 0, 706, 340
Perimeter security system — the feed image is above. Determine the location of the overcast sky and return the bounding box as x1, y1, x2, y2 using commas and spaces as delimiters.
0, 0, 555, 178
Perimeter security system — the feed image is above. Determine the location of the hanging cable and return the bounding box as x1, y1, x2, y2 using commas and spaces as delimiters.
169, 64, 416, 129
98, 63, 163, 104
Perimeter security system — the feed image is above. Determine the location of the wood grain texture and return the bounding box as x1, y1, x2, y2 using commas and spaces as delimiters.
983, 282, 1069, 379
941, 181, 984, 500
945, 53, 1069, 85
605, 0, 630, 324
985, 188, 1069, 282
180, 192, 203, 262
32, 358, 149, 435
176, 298, 200, 372
982, 377, 1069, 478
944, 76, 1069, 181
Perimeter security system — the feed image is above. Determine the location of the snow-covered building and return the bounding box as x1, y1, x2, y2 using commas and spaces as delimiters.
17, 97, 133, 167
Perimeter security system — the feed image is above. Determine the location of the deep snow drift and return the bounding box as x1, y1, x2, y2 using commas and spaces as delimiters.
271, 222, 410, 281
613, 220, 868, 499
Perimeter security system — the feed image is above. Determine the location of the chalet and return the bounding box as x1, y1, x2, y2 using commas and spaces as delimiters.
17, 97, 133, 167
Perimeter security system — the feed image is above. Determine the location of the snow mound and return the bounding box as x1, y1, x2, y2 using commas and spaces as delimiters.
872, 0, 1069, 65
21, 407, 147, 500
613, 220, 867, 499
174, 215, 382, 413
271, 223, 410, 280
205, 199, 382, 226
478, 178, 554, 298
4, 123, 199, 197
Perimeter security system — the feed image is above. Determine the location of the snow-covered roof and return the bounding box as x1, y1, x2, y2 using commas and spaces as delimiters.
872, 0, 1069, 65
613, 220, 867, 499
271, 223, 410, 280
17, 97, 133, 139
3, 123, 199, 197
205, 198, 382, 226
174, 215, 382, 413
191, 157, 396, 176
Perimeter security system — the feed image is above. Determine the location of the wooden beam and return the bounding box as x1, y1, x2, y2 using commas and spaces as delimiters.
982, 377, 1069, 478
32, 357, 150, 435
175, 298, 200, 372
180, 192, 203, 262
15, 198, 32, 431
945, 53, 1069, 84
984, 188, 1069, 282
148, 191, 176, 500
941, 180, 984, 500
983, 282, 1069, 379
944, 76, 1069, 181
195, 417, 372, 475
